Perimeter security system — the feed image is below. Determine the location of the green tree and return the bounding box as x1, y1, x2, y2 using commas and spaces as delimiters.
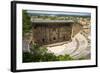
40, 53, 58, 61
23, 44, 58, 62
23, 52, 34, 62
23, 44, 74, 62
58, 54, 74, 61
22, 10, 31, 36
30, 44, 58, 62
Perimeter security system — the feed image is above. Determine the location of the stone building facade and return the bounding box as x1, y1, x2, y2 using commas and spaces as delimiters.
31, 20, 82, 46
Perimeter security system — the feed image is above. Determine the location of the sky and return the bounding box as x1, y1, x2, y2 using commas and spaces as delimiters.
26, 10, 91, 16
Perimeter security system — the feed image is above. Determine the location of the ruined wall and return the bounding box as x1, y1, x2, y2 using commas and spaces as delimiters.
72, 23, 83, 37
32, 23, 73, 46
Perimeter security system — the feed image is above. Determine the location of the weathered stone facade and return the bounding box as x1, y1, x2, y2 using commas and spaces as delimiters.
31, 20, 75, 46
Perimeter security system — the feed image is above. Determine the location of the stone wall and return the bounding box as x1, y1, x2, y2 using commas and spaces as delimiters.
72, 23, 83, 37
32, 23, 73, 46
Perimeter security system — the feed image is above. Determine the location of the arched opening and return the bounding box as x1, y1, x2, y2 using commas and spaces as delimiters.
63, 36, 66, 40
53, 37, 56, 40
42, 38, 45, 42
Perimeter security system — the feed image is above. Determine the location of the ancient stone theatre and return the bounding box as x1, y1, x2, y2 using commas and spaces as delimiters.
31, 19, 81, 46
